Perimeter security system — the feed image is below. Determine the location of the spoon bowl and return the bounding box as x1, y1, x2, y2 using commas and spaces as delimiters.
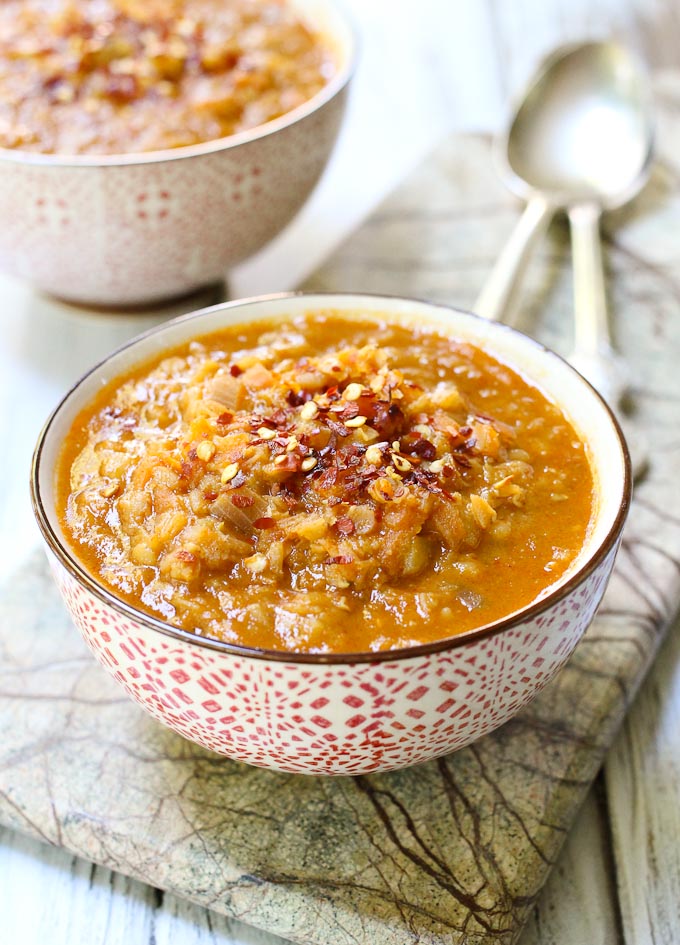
503, 41, 653, 208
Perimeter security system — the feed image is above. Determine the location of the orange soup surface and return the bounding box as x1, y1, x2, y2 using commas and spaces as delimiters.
0, 0, 334, 155
58, 312, 595, 653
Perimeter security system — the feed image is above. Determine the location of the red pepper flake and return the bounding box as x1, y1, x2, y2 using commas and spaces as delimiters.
231, 494, 255, 508
253, 517, 276, 529
271, 408, 289, 426
204, 491, 218, 501
216, 411, 233, 426
43, 76, 62, 94
176, 550, 197, 563
277, 481, 300, 509
334, 516, 356, 536
318, 433, 338, 457
250, 416, 273, 430
403, 438, 436, 460
368, 402, 405, 439
317, 467, 338, 489
106, 74, 139, 104
411, 468, 455, 500
286, 389, 311, 407
230, 364, 243, 377
326, 386, 341, 402
337, 444, 363, 469
337, 403, 360, 421
273, 453, 302, 471
326, 419, 352, 438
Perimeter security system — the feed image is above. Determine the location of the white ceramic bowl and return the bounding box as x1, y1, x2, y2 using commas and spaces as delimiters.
0, 1, 355, 307
31, 293, 631, 774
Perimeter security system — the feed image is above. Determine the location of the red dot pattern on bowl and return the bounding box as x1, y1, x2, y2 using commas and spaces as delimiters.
48, 544, 617, 775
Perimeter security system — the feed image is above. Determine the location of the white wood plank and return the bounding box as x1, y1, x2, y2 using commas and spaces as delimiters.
491, 0, 675, 100
605, 606, 680, 945
0, 826, 155, 945
0, 826, 287, 945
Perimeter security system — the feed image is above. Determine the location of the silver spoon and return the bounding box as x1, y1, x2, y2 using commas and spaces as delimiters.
475, 41, 654, 470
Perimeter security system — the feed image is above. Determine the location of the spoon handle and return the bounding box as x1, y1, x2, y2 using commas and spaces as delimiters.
475, 196, 553, 324
567, 202, 647, 476
568, 202, 615, 358
568, 202, 629, 405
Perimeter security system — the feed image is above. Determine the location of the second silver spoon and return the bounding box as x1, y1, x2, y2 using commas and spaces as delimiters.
476, 41, 653, 472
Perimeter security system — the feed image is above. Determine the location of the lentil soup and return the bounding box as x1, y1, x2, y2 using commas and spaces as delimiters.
57, 312, 595, 653
0, 0, 335, 155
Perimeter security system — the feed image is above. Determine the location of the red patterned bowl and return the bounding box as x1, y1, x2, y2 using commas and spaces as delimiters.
0, 1, 355, 307
31, 294, 631, 774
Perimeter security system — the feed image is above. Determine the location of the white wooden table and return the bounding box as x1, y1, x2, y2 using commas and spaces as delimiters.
2, 2, 679, 942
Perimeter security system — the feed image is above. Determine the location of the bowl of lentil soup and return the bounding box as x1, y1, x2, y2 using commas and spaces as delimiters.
32, 293, 631, 774
0, 0, 355, 306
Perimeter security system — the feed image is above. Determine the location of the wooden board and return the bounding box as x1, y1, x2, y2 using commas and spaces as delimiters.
2, 94, 680, 943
